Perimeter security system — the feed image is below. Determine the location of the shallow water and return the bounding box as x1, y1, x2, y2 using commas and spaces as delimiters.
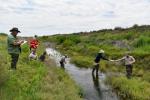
46, 48, 119, 100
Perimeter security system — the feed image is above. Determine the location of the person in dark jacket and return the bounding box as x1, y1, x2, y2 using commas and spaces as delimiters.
92, 49, 109, 75
39, 51, 47, 62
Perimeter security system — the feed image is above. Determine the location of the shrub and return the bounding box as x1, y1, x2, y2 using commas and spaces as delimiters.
86, 45, 99, 56
124, 32, 134, 40
68, 35, 81, 44
56, 36, 66, 44
63, 39, 75, 47
71, 56, 93, 68
134, 36, 150, 48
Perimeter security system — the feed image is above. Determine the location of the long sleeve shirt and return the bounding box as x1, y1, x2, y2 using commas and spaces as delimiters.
7, 34, 21, 54
94, 53, 109, 63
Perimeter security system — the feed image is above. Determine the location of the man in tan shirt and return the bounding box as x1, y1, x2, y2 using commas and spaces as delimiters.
111, 53, 135, 79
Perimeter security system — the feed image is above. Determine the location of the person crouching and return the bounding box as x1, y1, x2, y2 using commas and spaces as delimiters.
39, 51, 47, 62
29, 49, 37, 60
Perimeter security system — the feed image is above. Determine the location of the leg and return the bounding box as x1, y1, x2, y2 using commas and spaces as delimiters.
60, 62, 64, 69
30, 47, 31, 52
126, 65, 132, 79
62, 63, 65, 69
96, 64, 99, 75
128, 65, 133, 78
10, 54, 19, 70
92, 65, 96, 74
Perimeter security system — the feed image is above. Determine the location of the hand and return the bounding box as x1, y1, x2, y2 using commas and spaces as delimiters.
93, 62, 98, 66
110, 60, 115, 62
20, 40, 24, 44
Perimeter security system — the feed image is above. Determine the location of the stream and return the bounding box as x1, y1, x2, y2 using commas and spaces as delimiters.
46, 48, 119, 100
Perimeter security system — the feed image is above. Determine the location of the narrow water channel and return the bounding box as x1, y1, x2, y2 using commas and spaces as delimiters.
46, 48, 119, 100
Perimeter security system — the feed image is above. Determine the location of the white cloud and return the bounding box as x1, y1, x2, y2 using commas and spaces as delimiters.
0, 0, 150, 36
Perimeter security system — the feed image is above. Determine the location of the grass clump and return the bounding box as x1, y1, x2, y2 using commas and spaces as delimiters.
134, 35, 150, 48
106, 77, 150, 100
71, 56, 93, 68
36, 61, 82, 100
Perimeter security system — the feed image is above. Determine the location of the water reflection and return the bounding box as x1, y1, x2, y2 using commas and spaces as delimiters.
92, 73, 103, 99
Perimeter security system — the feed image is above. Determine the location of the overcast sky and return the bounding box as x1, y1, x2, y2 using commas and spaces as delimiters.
0, 0, 150, 36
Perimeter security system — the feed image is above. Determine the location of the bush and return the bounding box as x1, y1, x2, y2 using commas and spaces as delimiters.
56, 36, 66, 44
0, 33, 7, 36
71, 56, 93, 68
124, 32, 134, 40
86, 45, 99, 56
67, 35, 81, 44
63, 39, 75, 47
134, 36, 150, 48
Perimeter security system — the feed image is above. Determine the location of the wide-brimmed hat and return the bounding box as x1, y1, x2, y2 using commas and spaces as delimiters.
99, 49, 105, 53
10, 27, 21, 33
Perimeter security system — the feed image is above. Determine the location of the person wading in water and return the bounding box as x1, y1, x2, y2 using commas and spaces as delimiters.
111, 53, 135, 79
92, 49, 109, 75
7, 27, 24, 70
60, 55, 67, 69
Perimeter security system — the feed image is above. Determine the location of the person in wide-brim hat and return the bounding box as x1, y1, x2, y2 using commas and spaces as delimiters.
9, 27, 21, 33
99, 49, 105, 53
92, 49, 109, 75
8, 27, 23, 70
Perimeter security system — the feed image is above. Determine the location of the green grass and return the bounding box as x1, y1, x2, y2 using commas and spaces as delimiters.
0, 34, 82, 100
36, 61, 82, 100
106, 77, 150, 100
40, 25, 150, 100
71, 56, 93, 68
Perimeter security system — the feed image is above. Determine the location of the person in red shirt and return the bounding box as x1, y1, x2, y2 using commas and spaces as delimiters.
29, 35, 39, 52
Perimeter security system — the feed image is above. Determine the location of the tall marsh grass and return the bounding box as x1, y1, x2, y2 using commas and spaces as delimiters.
0, 35, 82, 100
106, 77, 150, 100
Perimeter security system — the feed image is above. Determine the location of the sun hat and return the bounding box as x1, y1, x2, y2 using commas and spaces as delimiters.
99, 49, 105, 53
10, 27, 21, 33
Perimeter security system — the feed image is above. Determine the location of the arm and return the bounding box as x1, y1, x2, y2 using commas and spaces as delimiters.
131, 56, 135, 64
114, 57, 125, 62
8, 37, 24, 46
13, 40, 24, 46
101, 55, 109, 61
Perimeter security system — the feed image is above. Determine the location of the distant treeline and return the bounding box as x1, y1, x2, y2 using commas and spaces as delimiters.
0, 33, 7, 36
72, 24, 150, 35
